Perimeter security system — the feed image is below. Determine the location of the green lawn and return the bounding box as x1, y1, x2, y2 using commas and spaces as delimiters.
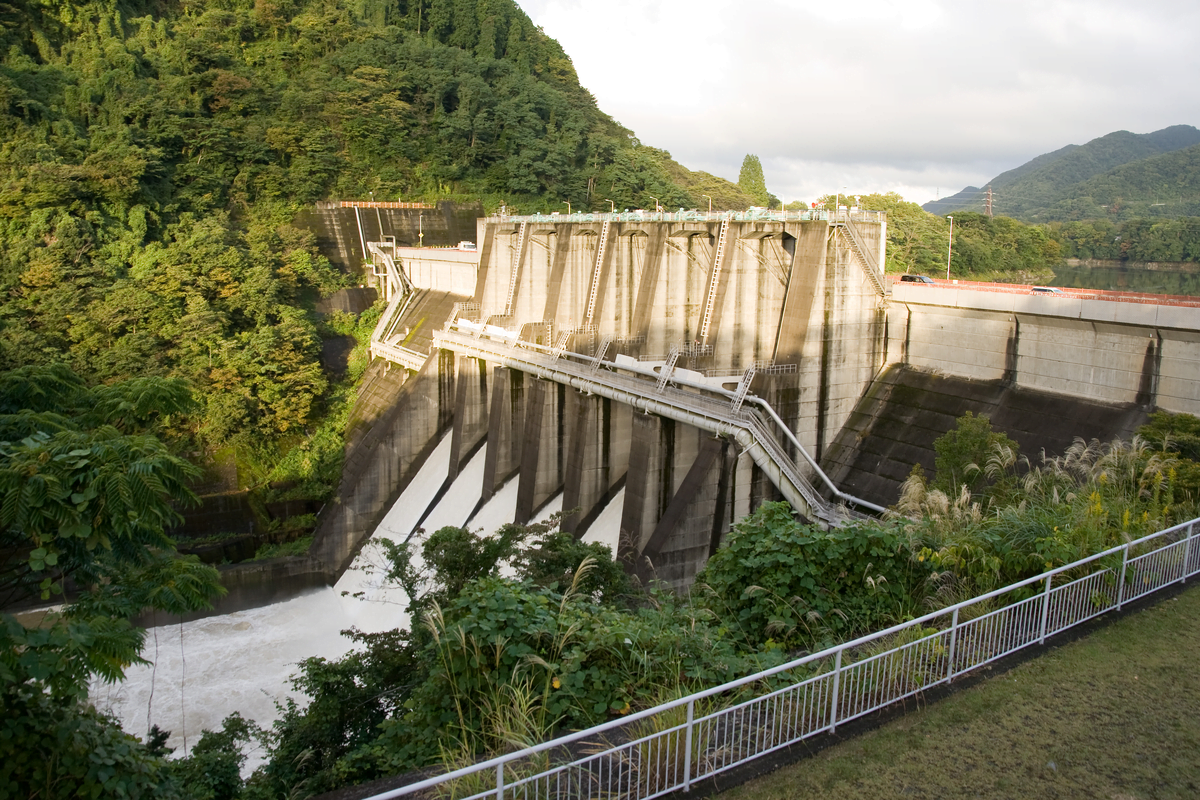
716, 586, 1200, 800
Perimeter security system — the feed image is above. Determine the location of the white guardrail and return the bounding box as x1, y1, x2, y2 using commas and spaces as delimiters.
364, 515, 1200, 800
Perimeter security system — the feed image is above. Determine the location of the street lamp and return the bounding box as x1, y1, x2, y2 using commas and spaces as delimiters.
649, 196, 660, 212
702, 194, 712, 215
946, 215, 954, 280
604, 199, 614, 213
563, 201, 571, 214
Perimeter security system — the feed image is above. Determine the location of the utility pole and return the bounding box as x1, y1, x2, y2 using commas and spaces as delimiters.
946, 215, 954, 279
985, 185, 993, 218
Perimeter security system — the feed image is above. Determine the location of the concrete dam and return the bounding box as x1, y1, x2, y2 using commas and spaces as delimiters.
310, 209, 1200, 592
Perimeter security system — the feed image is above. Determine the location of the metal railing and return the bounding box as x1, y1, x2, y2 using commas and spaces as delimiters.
365, 515, 1200, 800
834, 218, 886, 297
490, 210, 886, 225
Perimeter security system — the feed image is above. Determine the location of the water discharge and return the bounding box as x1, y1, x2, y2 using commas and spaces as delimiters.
93, 433, 455, 762
94, 433, 622, 767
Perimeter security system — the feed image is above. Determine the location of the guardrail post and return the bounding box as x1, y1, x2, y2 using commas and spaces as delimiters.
1183, 523, 1195, 584
496, 762, 505, 800
829, 648, 843, 733
1117, 543, 1129, 610
1038, 574, 1052, 644
946, 608, 959, 683
683, 698, 695, 791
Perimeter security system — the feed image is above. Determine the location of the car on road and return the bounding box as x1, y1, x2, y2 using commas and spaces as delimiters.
1031, 286, 1063, 295
899, 274, 936, 284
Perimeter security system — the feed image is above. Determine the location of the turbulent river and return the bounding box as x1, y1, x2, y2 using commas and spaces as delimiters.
91, 433, 622, 767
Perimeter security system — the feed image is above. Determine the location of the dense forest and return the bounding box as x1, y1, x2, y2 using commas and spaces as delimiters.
0, 0, 755, 496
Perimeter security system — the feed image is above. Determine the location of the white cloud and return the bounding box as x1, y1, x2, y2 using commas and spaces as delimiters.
517, 0, 1200, 205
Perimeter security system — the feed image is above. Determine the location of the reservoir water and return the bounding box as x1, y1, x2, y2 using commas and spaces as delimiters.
92, 433, 621, 765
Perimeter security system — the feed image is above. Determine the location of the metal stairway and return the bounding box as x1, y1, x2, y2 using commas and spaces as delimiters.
656, 346, 681, 392
503, 222, 528, 316
834, 218, 886, 296
699, 218, 730, 343
432, 323, 881, 526
584, 219, 611, 325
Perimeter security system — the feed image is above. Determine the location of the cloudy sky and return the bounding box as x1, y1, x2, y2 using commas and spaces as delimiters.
516, 0, 1200, 207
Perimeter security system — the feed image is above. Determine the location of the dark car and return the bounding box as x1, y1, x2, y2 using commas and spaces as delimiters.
899, 274, 935, 284
1031, 286, 1063, 295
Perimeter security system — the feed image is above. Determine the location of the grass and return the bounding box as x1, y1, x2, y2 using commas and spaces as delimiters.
716, 584, 1200, 800
251, 535, 314, 561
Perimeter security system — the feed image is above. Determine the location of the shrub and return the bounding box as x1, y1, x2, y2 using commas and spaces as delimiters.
695, 503, 930, 650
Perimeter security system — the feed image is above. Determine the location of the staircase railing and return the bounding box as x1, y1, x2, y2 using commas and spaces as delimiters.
503, 222, 527, 316
698, 217, 730, 343
835, 219, 886, 296
584, 218, 611, 325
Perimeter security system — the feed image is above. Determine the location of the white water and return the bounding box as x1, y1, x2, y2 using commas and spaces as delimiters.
93, 437, 624, 764
92, 434, 454, 760
581, 487, 624, 554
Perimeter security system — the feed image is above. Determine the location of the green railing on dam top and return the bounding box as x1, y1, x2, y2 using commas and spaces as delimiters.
363, 513, 1200, 800
491, 209, 886, 225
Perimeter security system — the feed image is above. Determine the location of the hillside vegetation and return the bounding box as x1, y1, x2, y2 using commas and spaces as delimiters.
849, 193, 1062, 279
0, 0, 748, 492
925, 125, 1200, 222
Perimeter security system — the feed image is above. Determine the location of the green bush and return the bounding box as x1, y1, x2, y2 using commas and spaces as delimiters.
696, 503, 929, 650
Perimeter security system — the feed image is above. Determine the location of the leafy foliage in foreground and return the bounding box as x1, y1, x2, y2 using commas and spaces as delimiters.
240, 521, 776, 797
0, 366, 223, 799
697, 504, 927, 650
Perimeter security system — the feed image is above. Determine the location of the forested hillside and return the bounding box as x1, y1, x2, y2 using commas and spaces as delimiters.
846, 193, 1062, 279
925, 125, 1200, 221
0, 0, 747, 482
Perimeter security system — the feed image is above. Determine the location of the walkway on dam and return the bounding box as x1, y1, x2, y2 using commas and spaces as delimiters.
431, 322, 883, 526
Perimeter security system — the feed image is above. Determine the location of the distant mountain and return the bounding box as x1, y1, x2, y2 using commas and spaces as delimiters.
924, 186, 982, 216
1041, 142, 1200, 219
925, 125, 1200, 220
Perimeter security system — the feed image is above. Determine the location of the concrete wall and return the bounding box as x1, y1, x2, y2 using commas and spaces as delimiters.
295, 200, 482, 274
473, 218, 888, 467
890, 284, 1200, 415
398, 248, 479, 296
311, 352, 455, 577
822, 364, 1152, 507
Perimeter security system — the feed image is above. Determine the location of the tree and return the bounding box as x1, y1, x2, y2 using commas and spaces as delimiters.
737, 154, 771, 207
932, 411, 1018, 498
0, 366, 224, 798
